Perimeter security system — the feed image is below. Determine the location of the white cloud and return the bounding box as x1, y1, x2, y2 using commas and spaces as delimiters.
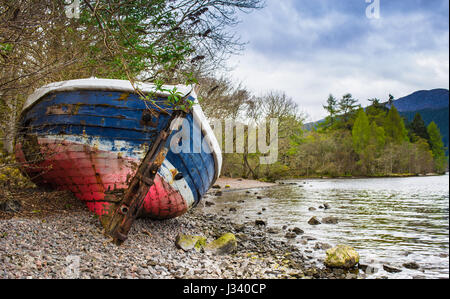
223, 0, 449, 122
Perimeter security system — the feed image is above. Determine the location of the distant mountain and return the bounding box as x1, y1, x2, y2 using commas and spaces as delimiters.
387, 89, 449, 112
304, 88, 449, 154
394, 89, 449, 155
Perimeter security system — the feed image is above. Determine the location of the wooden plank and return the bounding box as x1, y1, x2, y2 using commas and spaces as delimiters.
101, 111, 185, 245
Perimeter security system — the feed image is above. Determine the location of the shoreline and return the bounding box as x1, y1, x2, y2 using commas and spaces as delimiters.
214, 174, 448, 191
212, 177, 277, 191
229, 173, 447, 182
0, 187, 363, 279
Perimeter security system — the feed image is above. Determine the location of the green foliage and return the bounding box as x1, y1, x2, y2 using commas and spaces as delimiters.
352, 109, 370, 154
321, 94, 338, 130
427, 122, 447, 173
337, 93, 360, 129
0, 155, 34, 189
401, 107, 449, 156
366, 98, 388, 127
218, 89, 446, 180
368, 121, 386, 151
408, 113, 430, 143
141, 82, 195, 113
384, 105, 409, 144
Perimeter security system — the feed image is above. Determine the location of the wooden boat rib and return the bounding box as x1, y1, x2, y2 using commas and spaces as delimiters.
15, 78, 222, 239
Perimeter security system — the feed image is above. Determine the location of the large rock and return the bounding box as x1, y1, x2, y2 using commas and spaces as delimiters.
175, 234, 207, 252
324, 245, 360, 269
203, 233, 237, 255
308, 216, 321, 225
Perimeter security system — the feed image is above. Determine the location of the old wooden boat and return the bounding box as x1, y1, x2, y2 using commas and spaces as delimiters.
14, 78, 222, 243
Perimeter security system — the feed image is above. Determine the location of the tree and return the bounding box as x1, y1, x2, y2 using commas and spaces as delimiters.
337, 93, 360, 129
368, 121, 386, 152
408, 113, 430, 143
352, 109, 386, 175
197, 76, 253, 120
352, 109, 370, 154
0, 0, 264, 153
427, 121, 447, 173
322, 94, 338, 129
384, 105, 408, 144
387, 94, 395, 107
366, 98, 388, 127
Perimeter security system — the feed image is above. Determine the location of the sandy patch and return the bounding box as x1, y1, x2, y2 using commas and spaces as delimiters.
212, 177, 276, 191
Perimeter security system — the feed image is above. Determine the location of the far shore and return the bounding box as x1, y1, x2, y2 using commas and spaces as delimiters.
212, 177, 277, 191
214, 172, 448, 190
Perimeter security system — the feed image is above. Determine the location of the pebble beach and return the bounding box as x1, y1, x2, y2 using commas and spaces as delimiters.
0, 178, 365, 279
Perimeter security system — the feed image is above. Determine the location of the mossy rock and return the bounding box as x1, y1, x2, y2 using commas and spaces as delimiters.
204, 233, 237, 255
308, 216, 321, 225
175, 234, 207, 252
324, 245, 359, 269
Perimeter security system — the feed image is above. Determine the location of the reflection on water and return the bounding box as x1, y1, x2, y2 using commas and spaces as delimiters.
204, 174, 449, 279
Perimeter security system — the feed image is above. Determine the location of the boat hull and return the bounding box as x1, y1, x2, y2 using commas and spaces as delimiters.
15, 81, 220, 220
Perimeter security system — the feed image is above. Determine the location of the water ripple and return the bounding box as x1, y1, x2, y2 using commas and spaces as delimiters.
205, 174, 449, 279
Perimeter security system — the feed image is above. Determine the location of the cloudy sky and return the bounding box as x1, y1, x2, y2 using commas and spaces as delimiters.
224, 0, 449, 122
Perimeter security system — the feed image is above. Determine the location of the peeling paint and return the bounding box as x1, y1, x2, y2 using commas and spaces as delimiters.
117, 93, 130, 101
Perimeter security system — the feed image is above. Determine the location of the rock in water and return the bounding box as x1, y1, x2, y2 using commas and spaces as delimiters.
324, 245, 360, 269
402, 262, 420, 270
322, 216, 339, 224
383, 265, 402, 273
292, 227, 304, 235
267, 227, 280, 234
308, 216, 321, 225
175, 234, 207, 252
285, 232, 297, 239
359, 264, 378, 274
255, 220, 266, 226
314, 242, 332, 250
203, 233, 237, 255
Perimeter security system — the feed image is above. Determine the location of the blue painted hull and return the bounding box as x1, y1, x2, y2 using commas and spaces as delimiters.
16, 87, 218, 218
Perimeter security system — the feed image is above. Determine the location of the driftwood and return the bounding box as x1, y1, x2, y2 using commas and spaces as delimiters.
101, 111, 185, 245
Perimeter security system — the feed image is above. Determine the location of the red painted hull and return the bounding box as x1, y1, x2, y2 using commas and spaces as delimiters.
15, 137, 188, 219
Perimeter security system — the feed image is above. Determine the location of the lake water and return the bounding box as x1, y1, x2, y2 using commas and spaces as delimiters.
203, 174, 449, 279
